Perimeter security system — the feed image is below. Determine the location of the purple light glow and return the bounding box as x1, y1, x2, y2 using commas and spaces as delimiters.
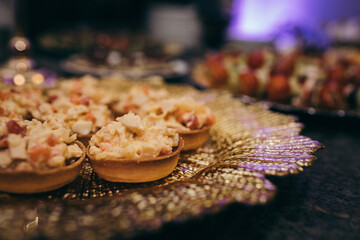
228, 0, 305, 41
228, 0, 360, 42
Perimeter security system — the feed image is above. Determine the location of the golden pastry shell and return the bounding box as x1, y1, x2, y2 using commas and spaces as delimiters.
178, 125, 211, 151
0, 141, 86, 194
87, 138, 184, 183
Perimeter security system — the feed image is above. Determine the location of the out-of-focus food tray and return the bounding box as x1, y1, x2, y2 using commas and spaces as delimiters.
236, 94, 360, 119
60, 55, 189, 80
0, 82, 323, 240
192, 47, 360, 119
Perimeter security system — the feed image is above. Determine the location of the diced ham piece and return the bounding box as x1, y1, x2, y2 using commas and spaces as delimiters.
184, 113, 199, 130
100, 142, 112, 152
46, 134, 60, 147
142, 86, 150, 95
6, 120, 26, 136
0, 92, 9, 101
122, 101, 138, 114
70, 95, 90, 106
28, 143, 51, 164
85, 112, 97, 124
10, 88, 21, 94
48, 94, 58, 103
176, 110, 199, 130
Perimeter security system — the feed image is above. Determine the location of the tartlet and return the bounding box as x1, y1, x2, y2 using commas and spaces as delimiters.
87, 112, 183, 182
87, 138, 183, 183
177, 125, 211, 151
141, 97, 216, 151
0, 141, 85, 193
0, 117, 85, 193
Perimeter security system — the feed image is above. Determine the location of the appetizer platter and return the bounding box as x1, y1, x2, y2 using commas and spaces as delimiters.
193, 47, 360, 118
38, 29, 168, 58
0, 76, 323, 240
37, 28, 188, 78
60, 55, 188, 80
40, 30, 186, 78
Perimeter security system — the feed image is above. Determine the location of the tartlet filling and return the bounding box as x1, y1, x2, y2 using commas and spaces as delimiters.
49, 75, 114, 105
141, 96, 216, 132
48, 95, 113, 136
0, 86, 49, 119
0, 116, 83, 171
112, 85, 169, 115
89, 112, 179, 160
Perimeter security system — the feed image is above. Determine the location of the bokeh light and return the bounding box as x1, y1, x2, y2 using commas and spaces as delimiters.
15, 62, 28, 72
31, 73, 45, 85
13, 74, 26, 86
14, 40, 27, 51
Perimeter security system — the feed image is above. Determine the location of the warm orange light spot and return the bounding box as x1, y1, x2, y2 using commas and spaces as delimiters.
13, 74, 26, 85
31, 73, 44, 85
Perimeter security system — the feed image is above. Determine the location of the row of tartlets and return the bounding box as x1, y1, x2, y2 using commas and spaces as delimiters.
0, 76, 215, 193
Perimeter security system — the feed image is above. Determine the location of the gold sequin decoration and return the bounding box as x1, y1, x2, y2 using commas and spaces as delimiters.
0, 81, 323, 240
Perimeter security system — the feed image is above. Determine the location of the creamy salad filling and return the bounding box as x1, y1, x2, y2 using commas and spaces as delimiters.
0, 86, 49, 119
50, 75, 114, 105
0, 117, 83, 171
89, 112, 179, 160
141, 96, 216, 132
112, 85, 169, 115
41, 94, 113, 136
1, 76, 215, 167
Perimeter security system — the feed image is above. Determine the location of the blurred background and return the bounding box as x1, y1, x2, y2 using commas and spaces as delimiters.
1, 0, 360, 114
0, 0, 359, 59
1, 1, 360, 43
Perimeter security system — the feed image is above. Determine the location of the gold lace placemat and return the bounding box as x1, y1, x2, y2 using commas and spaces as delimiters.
0, 81, 323, 240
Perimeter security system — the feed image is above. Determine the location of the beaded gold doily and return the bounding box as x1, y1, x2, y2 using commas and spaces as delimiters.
0, 81, 323, 240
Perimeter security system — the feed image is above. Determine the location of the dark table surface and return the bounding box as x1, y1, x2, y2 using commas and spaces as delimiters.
128, 113, 360, 240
